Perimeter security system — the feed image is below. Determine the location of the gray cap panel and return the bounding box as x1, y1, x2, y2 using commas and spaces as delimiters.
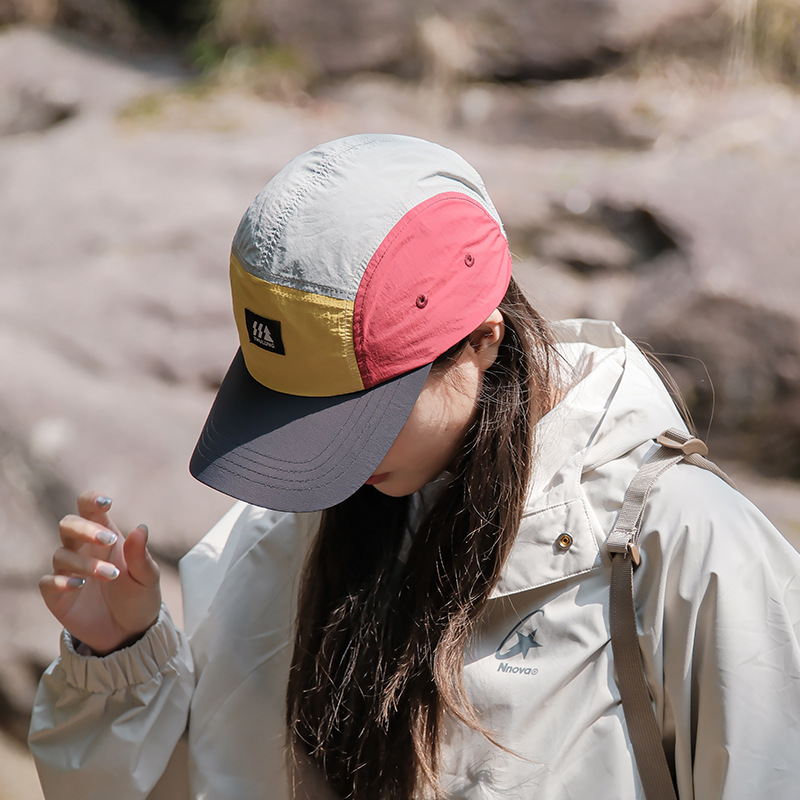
231, 134, 504, 301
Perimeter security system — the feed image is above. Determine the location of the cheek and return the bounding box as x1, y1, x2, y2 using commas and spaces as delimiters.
380, 380, 477, 476
370, 360, 482, 494
377, 417, 436, 473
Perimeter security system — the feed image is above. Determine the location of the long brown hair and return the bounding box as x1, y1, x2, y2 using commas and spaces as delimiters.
286, 278, 559, 799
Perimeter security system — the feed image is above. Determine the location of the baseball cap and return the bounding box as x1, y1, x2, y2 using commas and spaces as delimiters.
189, 134, 512, 512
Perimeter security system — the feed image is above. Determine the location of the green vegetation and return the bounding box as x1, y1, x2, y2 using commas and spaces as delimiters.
181, 37, 320, 100
117, 91, 166, 123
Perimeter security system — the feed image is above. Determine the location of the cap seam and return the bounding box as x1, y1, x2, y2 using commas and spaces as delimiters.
198, 408, 371, 477
253, 135, 402, 281
231, 244, 356, 301
197, 377, 396, 477
196, 406, 385, 489
232, 261, 362, 393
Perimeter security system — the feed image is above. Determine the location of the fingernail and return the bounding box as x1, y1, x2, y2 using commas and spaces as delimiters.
137, 523, 149, 540
96, 529, 117, 546
67, 577, 85, 589
96, 563, 120, 580
96, 496, 112, 509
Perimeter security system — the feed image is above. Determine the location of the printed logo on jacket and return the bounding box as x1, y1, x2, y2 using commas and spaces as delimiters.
495, 609, 543, 676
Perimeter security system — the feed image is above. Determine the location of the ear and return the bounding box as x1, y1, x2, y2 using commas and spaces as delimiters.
467, 309, 505, 370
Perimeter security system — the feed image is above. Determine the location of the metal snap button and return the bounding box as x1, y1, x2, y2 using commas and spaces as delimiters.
556, 533, 573, 551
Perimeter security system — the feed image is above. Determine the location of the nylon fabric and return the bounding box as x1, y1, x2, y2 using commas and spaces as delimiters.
193, 134, 517, 510
606, 451, 684, 554
353, 192, 512, 387
231, 135, 504, 297
29, 608, 194, 799
611, 552, 679, 800
231, 254, 362, 396
29, 319, 800, 800
607, 432, 737, 800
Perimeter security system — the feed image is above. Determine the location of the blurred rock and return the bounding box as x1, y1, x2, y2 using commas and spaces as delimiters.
323, 73, 662, 150
538, 221, 638, 274
0, 0, 150, 49
0, 84, 77, 136
0, 26, 184, 125
458, 81, 660, 149
499, 104, 800, 476
623, 279, 800, 477
207, 0, 726, 81
0, 420, 73, 583
0, 585, 61, 742
1, 20, 800, 761
512, 200, 682, 275
0, 729, 42, 800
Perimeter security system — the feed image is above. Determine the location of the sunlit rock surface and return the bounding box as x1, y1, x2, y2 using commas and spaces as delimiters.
1, 16, 799, 793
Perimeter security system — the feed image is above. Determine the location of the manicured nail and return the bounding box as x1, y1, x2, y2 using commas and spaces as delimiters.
136, 524, 149, 540
96, 529, 117, 546
96, 496, 112, 509
95, 563, 120, 580
67, 577, 85, 589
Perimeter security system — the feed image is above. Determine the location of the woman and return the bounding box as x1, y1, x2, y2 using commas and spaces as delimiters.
29, 134, 800, 799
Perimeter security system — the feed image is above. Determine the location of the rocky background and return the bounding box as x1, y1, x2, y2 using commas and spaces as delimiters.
1, 0, 800, 795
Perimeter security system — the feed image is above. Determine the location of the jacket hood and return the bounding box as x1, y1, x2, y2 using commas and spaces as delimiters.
491, 318, 686, 598
531, 319, 686, 495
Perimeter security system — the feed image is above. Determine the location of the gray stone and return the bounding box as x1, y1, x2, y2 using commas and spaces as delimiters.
0, 0, 148, 49
0, 85, 77, 136
1, 24, 800, 770
207, 0, 725, 81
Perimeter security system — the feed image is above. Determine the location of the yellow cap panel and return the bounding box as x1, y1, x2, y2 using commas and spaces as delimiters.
230, 255, 363, 396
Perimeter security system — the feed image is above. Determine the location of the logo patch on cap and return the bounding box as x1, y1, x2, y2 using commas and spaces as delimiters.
245, 309, 285, 355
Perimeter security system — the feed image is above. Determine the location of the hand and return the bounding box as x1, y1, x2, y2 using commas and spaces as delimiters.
39, 492, 162, 655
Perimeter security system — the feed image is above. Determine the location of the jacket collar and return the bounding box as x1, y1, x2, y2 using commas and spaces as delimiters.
490, 319, 685, 598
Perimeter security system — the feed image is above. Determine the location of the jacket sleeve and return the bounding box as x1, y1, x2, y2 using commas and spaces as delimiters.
28, 605, 195, 800
641, 467, 800, 800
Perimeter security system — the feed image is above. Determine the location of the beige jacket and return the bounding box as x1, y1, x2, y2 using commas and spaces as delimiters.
29, 320, 800, 799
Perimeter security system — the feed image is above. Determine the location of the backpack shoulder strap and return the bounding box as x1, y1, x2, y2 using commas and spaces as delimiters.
605, 428, 735, 800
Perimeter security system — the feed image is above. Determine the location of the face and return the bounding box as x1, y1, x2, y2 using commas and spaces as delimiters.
365, 353, 481, 497
364, 310, 505, 497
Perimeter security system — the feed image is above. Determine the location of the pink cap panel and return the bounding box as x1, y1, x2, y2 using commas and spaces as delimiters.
353, 192, 513, 389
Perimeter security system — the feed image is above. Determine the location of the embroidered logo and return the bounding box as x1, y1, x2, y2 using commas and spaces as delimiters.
495, 609, 543, 675
245, 309, 285, 355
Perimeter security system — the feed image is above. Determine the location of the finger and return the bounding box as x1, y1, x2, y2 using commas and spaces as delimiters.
39, 573, 86, 597
39, 574, 85, 614
123, 525, 160, 588
52, 547, 121, 581
58, 514, 119, 550
76, 492, 121, 534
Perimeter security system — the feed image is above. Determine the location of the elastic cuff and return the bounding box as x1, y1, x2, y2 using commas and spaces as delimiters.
60, 605, 183, 693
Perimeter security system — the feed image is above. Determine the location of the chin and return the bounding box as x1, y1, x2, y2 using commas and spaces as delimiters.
373, 475, 435, 498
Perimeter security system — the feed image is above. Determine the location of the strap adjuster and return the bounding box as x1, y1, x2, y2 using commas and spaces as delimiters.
656, 429, 709, 457
627, 542, 641, 567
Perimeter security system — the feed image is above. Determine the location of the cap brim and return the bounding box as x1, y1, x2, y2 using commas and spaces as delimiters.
189, 349, 431, 512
